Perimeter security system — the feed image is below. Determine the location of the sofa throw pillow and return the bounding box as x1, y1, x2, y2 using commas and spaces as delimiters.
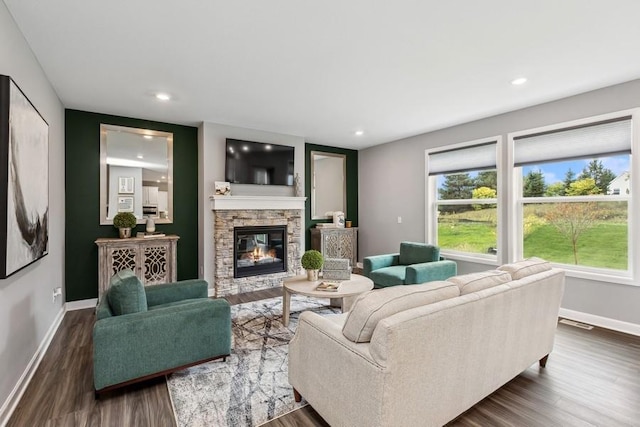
447, 270, 512, 295
498, 257, 551, 280
342, 281, 459, 343
108, 269, 148, 316
399, 242, 439, 265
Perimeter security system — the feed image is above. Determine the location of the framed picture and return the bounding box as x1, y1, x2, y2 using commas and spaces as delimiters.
118, 196, 134, 212
215, 181, 231, 196
118, 176, 134, 194
0, 75, 49, 279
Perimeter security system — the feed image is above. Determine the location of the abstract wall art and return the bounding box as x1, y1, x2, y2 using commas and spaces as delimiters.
0, 75, 49, 279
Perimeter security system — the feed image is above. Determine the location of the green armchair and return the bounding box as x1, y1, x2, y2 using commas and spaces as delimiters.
364, 242, 457, 287
93, 270, 231, 394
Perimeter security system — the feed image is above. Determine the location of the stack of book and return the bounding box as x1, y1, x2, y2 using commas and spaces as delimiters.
136, 231, 166, 238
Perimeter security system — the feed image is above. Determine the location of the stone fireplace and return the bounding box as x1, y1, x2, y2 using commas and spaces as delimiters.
211, 196, 306, 296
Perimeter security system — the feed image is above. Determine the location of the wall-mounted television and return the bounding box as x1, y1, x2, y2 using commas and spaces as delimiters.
225, 139, 294, 186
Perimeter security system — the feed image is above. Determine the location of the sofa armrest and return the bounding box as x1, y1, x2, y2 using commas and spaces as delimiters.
145, 279, 209, 306
288, 311, 386, 426
93, 298, 230, 391
405, 260, 457, 284
363, 253, 399, 277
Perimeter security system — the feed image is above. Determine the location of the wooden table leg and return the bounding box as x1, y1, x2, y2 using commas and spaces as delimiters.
283, 287, 291, 327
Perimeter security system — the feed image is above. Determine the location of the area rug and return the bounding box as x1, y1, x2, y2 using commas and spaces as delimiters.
167, 295, 341, 427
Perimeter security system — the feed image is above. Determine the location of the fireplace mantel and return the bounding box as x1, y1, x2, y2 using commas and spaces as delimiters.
210, 195, 307, 211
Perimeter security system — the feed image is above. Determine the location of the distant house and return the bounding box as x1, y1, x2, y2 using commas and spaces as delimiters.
608, 171, 630, 195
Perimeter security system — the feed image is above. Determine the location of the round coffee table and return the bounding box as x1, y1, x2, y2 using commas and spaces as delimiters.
282, 273, 374, 326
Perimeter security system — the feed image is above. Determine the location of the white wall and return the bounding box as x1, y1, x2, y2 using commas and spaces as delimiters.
0, 2, 65, 420
359, 79, 640, 327
107, 165, 143, 219
198, 122, 305, 287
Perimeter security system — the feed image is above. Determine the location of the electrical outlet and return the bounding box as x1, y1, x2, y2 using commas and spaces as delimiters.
397, 216, 402, 224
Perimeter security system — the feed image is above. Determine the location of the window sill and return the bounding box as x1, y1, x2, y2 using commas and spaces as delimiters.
556, 265, 636, 286
440, 251, 499, 266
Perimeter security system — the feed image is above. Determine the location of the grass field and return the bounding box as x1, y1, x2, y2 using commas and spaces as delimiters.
438, 204, 628, 269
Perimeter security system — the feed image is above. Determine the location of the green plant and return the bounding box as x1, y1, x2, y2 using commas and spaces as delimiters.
113, 212, 137, 229
301, 250, 324, 270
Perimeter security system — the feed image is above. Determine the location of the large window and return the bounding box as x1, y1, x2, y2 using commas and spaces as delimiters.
511, 114, 634, 277
426, 138, 501, 261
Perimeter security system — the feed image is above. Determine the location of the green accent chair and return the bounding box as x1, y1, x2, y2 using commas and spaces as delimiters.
364, 242, 457, 287
93, 270, 231, 394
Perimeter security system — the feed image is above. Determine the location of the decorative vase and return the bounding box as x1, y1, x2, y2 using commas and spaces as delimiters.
118, 227, 132, 239
146, 217, 156, 233
294, 173, 302, 197
306, 269, 319, 281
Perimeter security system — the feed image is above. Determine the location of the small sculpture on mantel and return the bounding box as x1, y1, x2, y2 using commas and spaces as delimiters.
294, 173, 302, 197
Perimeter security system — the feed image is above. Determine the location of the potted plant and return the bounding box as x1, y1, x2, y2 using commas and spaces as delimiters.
301, 250, 324, 281
113, 212, 137, 238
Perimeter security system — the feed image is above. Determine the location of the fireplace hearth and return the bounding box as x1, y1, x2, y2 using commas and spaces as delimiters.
233, 225, 287, 278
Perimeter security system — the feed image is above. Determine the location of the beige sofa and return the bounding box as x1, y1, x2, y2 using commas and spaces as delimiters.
288, 258, 565, 427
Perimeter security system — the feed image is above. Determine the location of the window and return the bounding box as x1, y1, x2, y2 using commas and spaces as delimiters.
510, 114, 635, 278
426, 138, 501, 261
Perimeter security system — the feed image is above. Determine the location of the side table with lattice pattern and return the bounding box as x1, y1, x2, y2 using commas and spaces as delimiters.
95, 235, 179, 299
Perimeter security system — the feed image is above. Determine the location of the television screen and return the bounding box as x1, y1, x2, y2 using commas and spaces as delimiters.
225, 139, 294, 186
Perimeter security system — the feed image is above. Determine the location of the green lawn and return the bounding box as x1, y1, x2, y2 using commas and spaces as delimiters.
438, 206, 628, 269
524, 223, 627, 269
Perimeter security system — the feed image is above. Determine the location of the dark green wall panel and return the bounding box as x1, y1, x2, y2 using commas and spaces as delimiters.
305, 143, 358, 250
65, 109, 198, 301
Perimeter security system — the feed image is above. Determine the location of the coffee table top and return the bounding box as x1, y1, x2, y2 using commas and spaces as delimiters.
283, 273, 374, 298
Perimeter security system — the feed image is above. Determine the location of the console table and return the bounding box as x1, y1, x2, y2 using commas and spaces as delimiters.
95, 235, 179, 299
310, 227, 358, 267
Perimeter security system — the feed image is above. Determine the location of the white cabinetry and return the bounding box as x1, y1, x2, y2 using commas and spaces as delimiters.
142, 186, 159, 205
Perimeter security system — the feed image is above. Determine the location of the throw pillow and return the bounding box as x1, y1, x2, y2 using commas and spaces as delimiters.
447, 270, 512, 295
342, 281, 459, 343
498, 257, 551, 280
108, 269, 148, 315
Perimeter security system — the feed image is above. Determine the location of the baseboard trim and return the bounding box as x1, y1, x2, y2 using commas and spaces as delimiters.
65, 298, 98, 311
559, 308, 640, 337
0, 306, 66, 426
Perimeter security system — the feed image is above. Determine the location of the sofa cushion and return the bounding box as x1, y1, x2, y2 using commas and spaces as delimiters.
369, 266, 407, 287
108, 270, 148, 316
447, 270, 512, 295
399, 242, 439, 265
342, 281, 459, 343
498, 257, 551, 280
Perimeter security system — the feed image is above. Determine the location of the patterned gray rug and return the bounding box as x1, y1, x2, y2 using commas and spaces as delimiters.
167, 295, 340, 427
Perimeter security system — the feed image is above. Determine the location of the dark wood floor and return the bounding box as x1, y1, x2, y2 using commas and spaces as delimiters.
8, 287, 640, 427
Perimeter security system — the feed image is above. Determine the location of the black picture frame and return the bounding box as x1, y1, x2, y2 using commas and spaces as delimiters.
0, 75, 49, 279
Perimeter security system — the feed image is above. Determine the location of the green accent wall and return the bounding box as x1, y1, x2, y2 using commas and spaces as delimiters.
305, 143, 359, 250
65, 109, 198, 301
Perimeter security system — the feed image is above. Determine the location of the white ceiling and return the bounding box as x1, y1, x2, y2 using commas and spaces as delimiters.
5, 0, 640, 150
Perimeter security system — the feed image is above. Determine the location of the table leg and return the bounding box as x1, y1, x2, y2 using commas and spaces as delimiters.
283, 287, 291, 327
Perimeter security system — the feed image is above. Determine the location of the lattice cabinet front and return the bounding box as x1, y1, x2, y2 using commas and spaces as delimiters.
96, 235, 179, 299
310, 228, 358, 267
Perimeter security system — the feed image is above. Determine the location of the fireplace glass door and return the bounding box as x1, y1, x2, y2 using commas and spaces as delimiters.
234, 226, 287, 278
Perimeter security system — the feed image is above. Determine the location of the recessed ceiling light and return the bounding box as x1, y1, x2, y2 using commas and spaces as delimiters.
137, 154, 143, 159
157, 180, 161, 183
161, 176, 166, 179
355, 130, 364, 136
143, 135, 153, 140
155, 93, 171, 101
511, 77, 528, 86
265, 145, 272, 150
242, 145, 249, 151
